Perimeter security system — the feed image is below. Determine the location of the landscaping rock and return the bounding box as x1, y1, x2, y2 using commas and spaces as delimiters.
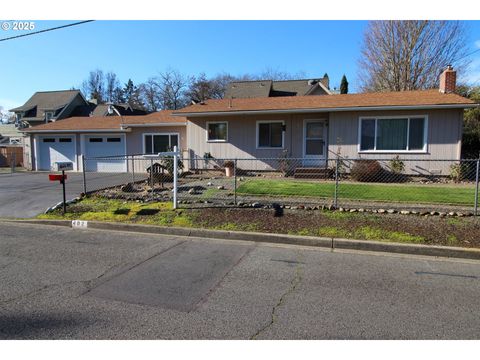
400, 210, 410, 215
358, 208, 365, 212
121, 183, 135, 193
188, 188, 196, 195
387, 209, 396, 214
457, 212, 465, 217
430, 211, 438, 216
252, 202, 261, 208
217, 185, 225, 190
206, 182, 213, 186
439, 212, 446, 217
378, 209, 386, 214
338, 207, 345, 212
349, 208, 357, 213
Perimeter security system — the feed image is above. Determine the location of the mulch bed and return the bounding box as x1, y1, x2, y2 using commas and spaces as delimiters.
188, 208, 480, 248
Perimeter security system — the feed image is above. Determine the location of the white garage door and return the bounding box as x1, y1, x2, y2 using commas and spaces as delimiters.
38, 136, 76, 171
84, 135, 126, 172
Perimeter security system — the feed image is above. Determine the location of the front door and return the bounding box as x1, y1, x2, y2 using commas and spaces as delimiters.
303, 120, 326, 166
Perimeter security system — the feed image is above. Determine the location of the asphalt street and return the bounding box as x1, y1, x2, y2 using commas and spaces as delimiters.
0, 172, 134, 218
1, 221, 480, 339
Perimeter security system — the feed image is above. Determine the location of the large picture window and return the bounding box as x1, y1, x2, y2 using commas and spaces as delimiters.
144, 134, 179, 154
257, 121, 284, 148
359, 116, 427, 152
207, 122, 228, 142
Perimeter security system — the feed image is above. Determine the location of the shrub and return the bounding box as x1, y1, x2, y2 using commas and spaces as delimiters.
350, 160, 385, 182
162, 156, 184, 175
389, 155, 405, 174
449, 162, 471, 182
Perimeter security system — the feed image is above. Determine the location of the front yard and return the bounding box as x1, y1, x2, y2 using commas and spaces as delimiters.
39, 196, 480, 248
236, 179, 476, 206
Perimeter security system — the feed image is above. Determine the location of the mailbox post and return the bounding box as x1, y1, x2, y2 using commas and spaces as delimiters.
49, 162, 73, 214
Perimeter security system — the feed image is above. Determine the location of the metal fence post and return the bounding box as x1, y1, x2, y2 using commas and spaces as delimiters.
131, 155, 135, 183
150, 158, 154, 201
234, 158, 237, 206
474, 159, 479, 216
81, 155, 87, 195
334, 158, 339, 209
173, 146, 178, 209
11, 152, 16, 173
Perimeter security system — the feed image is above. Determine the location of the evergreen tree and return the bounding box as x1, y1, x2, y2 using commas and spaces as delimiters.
122, 79, 145, 110
340, 75, 349, 94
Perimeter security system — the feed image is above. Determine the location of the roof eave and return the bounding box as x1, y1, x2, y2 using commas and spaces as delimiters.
120, 122, 187, 129
172, 103, 478, 117
22, 128, 131, 134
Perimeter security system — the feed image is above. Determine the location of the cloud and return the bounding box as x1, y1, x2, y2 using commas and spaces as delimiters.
475, 40, 480, 49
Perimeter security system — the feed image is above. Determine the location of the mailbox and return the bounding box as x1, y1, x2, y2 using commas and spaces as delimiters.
55, 162, 73, 171
49, 174, 67, 182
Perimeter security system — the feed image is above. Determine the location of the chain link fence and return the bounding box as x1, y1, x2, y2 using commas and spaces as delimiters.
81, 154, 480, 215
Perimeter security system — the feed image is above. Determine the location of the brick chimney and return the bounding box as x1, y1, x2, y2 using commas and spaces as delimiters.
439, 65, 456, 94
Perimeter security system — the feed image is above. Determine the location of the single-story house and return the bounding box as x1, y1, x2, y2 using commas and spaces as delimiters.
20, 67, 479, 176
22, 111, 186, 171
172, 67, 477, 175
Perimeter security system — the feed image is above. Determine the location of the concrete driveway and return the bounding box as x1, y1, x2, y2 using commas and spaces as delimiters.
0, 172, 129, 218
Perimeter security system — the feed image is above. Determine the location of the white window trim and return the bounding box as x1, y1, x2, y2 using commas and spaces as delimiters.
206, 121, 228, 143
142, 132, 180, 154
357, 115, 429, 154
256, 120, 285, 150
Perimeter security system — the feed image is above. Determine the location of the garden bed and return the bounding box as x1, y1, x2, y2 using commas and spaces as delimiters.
39, 196, 480, 249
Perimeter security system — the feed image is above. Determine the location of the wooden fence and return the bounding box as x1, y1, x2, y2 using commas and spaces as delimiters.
0, 146, 23, 167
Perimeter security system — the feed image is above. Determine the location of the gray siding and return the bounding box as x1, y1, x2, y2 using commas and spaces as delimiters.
186, 108, 463, 173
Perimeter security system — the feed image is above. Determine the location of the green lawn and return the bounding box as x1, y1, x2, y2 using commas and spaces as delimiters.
236, 179, 475, 206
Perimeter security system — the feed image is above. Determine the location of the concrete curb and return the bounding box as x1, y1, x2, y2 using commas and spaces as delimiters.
6, 219, 480, 260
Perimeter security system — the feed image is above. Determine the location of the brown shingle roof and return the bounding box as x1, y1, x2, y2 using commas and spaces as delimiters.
22, 110, 186, 132
174, 90, 476, 115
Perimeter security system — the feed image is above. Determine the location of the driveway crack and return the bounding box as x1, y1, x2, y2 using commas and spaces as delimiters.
250, 254, 304, 340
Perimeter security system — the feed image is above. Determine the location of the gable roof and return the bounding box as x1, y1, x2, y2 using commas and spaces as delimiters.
9, 90, 83, 113
224, 77, 330, 98
22, 110, 187, 133
174, 89, 477, 116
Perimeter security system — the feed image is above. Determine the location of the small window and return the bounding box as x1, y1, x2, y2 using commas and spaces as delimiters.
43, 138, 55, 143
59, 138, 72, 143
107, 137, 121, 142
257, 122, 284, 148
207, 122, 228, 142
45, 111, 54, 122
89, 138, 103, 143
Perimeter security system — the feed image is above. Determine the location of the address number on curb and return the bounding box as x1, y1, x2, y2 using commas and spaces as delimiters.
72, 220, 88, 229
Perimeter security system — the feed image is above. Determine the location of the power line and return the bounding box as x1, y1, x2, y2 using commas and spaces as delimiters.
452, 47, 480, 63
0, 20, 94, 42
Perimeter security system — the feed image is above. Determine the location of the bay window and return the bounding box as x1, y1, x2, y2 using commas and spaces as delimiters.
359, 116, 427, 152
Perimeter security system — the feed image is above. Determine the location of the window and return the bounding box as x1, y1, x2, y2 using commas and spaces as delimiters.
89, 138, 103, 143
59, 138, 72, 143
43, 138, 55, 143
359, 116, 427, 152
107, 137, 121, 143
257, 121, 284, 148
207, 122, 227, 142
144, 134, 179, 154
45, 112, 54, 122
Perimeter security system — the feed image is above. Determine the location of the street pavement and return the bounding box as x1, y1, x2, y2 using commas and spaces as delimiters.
0, 172, 131, 218
1, 221, 480, 339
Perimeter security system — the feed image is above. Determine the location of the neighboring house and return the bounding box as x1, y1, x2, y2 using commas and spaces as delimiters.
0, 123, 23, 145
224, 76, 331, 98
11, 90, 148, 129
10, 90, 90, 128
22, 110, 186, 171
173, 67, 477, 175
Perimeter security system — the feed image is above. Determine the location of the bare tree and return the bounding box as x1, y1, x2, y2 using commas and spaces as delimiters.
358, 21, 469, 92
81, 69, 105, 102
140, 78, 161, 112
105, 72, 122, 103
155, 69, 189, 110
255, 68, 306, 81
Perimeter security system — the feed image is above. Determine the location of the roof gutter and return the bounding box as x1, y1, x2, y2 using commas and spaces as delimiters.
22, 128, 131, 134
172, 103, 478, 117
120, 122, 187, 129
